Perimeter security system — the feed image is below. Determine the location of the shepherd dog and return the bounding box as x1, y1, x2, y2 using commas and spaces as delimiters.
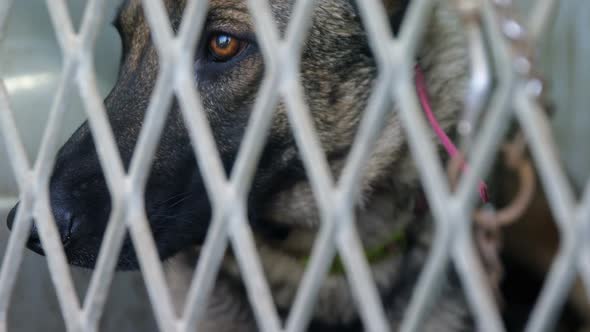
7, 0, 475, 330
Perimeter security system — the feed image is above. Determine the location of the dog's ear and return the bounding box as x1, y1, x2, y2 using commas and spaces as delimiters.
383, 0, 410, 34
111, 0, 131, 25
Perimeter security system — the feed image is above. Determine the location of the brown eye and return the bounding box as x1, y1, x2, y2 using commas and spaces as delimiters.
208, 33, 243, 62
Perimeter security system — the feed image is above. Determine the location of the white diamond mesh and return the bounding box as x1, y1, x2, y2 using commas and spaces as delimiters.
1, 0, 580, 331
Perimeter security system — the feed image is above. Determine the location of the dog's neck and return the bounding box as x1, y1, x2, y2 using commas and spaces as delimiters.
165, 184, 469, 331
217, 169, 424, 319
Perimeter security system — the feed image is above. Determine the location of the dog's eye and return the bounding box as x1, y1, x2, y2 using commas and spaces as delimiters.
208, 33, 246, 62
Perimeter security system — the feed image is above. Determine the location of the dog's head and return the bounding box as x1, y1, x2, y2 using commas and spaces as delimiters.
7, 0, 464, 270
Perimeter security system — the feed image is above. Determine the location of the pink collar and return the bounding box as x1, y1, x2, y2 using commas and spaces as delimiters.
414, 66, 489, 203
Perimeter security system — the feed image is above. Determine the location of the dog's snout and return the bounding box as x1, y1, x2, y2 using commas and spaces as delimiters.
6, 202, 77, 256
6, 204, 44, 255
6, 203, 17, 231
6, 204, 40, 253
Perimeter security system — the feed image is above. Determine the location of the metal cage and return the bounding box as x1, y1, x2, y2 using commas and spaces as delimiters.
0, 0, 588, 331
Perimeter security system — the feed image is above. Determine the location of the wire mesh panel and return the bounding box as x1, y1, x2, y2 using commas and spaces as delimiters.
1, 0, 587, 331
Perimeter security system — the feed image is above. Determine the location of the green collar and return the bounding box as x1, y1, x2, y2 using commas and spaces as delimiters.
300, 227, 406, 275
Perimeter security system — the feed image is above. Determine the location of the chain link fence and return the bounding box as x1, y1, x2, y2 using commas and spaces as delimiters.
0, 0, 588, 331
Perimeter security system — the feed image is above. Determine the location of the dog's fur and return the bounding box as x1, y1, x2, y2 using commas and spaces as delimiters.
7, 0, 474, 330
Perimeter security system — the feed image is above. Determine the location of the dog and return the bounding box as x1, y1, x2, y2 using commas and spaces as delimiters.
7, 0, 474, 330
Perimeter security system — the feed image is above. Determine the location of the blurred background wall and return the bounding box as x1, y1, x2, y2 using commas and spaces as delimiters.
0, 0, 588, 331
535, 0, 590, 189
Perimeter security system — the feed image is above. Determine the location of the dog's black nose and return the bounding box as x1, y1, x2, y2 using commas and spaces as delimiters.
6, 202, 75, 256
6, 203, 44, 255
6, 203, 17, 230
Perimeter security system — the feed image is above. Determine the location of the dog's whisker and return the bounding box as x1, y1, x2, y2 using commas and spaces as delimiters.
167, 194, 194, 209
152, 191, 193, 207
149, 212, 197, 220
